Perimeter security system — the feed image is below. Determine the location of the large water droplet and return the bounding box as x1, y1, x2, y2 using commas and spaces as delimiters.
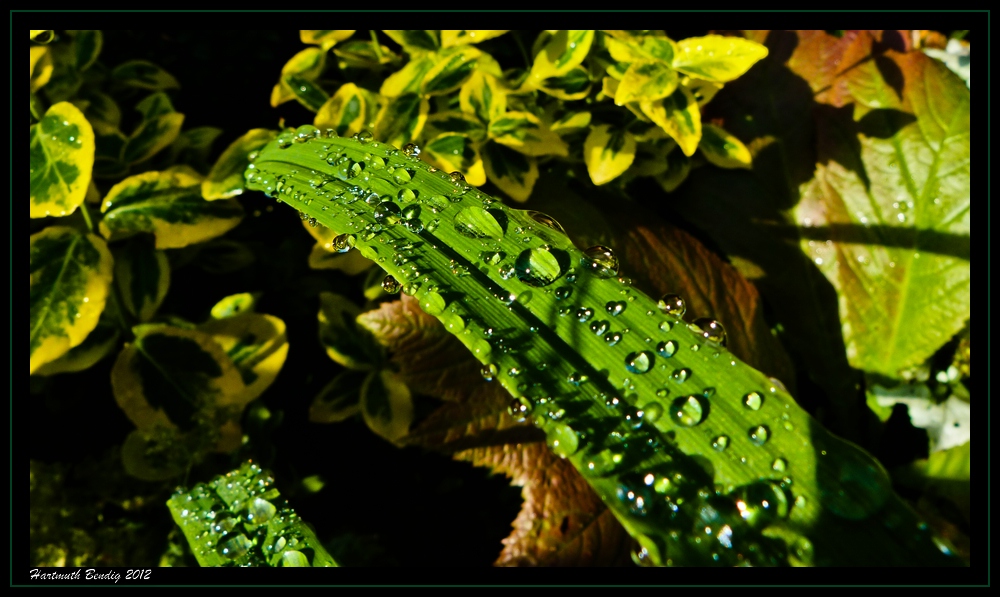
576, 308, 594, 322
743, 391, 763, 411
355, 130, 374, 144
402, 142, 421, 158
606, 301, 626, 316
736, 481, 790, 529
514, 246, 565, 287
374, 201, 402, 225
581, 245, 619, 278
547, 423, 580, 458
590, 320, 609, 335
281, 550, 311, 566
657, 340, 678, 358
246, 497, 277, 525
526, 210, 567, 235
604, 332, 622, 345
670, 395, 708, 427
671, 368, 691, 383
332, 233, 356, 253
692, 318, 727, 345
711, 435, 730, 451
382, 275, 402, 294
481, 363, 498, 381
454, 206, 504, 239
625, 351, 655, 374
657, 294, 686, 317
643, 402, 664, 423
420, 291, 446, 316
508, 398, 529, 418
217, 532, 253, 560
748, 425, 770, 446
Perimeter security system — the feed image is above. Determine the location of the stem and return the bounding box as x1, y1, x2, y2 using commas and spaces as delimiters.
369, 30, 383, 61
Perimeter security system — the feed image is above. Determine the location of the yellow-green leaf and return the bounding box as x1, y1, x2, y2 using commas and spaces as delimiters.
482, 140, 539, 203
583, 124, 636, 185
380, 56, 435, 98
34, 316, 119, 376
309, 370, 366, 423
135, 91, 175, 120
111, 325, 248, 452
111, 60, 180, 90
314, 83, 372, 137
441, 30, 508, 47
123, 112, 184, 164
29, 101, 95, 218
686, 76, 724, 107
30, 46, 53, 92
120, 429, 187, 481
422, 133, 486, 186
114, 235, 170, 322
283, 74, 329, 112
308, 243, 375, 274
199, 312, 289, 404
615, 60, 678, 105
672, 35, 768, 83
374, 93, 428, 148
202, 128, 278, 200
640, 86, 701, 156
535, 66, 592, 101
383, 30, 439, 53
604, 35, 677, 64
459, 70, 507, 124
698, 123, 752, 169
361, 370, 413, 444
423, 110, 487, 142
550, 110, 592, 135
270, 47, 327, 108
210, 292, 260, 320
318, 292, 380, 370
72, 30, 102, 72
30, 30, 54, 42
488, 110, 568, 157
333, 40, 397, 70
656, 148, 691, 192
79, 90, 121, 135
300, 30, 355, 50
30, 227, 113, 374
421, 46, 482, 96
528, 30, 595, 82
100, 170, 244, 249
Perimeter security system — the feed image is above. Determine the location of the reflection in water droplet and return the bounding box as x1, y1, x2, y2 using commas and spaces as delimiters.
526, 210, 566, 235
625, 351, 655, 374
772, 458, 788, 473
691, 318, 727, 345
643, 402, 664, 423
590, 320, 609, 335
576, 308, 594, 322
606, 301, 626, 316
657, 294, 686, 317
281, 550, 311, 566
454, 206, 504, 239
749, 425, 770, 446
604, 332, 622, 345
508, 398, 529, 419
670, 395, 708, 427
382, 275, 402, 294
481, 363, 498, 381
402, 142, 421, 157
217, 532, 253, 560
657, 340, 678, 358
743, 392, 763, 411
581, 245, 619, 278
671, 368, 691, 383
736, 481, 790, 529
711, 435, 729, 451
515, 246, 564, 287
332, 233, 356, 253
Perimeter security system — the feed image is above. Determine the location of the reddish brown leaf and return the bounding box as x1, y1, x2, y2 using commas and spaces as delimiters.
456, 442, 635, 567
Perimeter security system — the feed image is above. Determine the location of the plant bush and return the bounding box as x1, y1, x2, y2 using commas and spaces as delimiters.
28, 29, 971, 569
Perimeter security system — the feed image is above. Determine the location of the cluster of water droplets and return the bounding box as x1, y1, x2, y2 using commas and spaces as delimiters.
170, 461, 326, 567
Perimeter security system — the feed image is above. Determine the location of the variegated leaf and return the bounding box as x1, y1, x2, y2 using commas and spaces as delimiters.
318, 292, 381, 370
198, 312, 289, 403
488, 110, 568, 157
29, 227, 114, 373
29, 101, 95, 218
640, 85, 701, 156
300, 29, 355, 51
615, 60, 678, 105
100, 169, 243, 249
383, 30, 439, 53
672, 35, 769, 83
583, 124, 636, 185
111, 60, 180, 90
528, 30, 595, 82
380, 56, 435, 98
459, 70, 507, 124
482, 140, 539, 203
361, 369, 414, 444
309, 370, 367, 423
114, 235, 170, 322
270, 47, 327, 108
535, 66, 592, 101
374, 93, 429, 148
440, 30, 508, 47
314, 83, 374, 137
30, 46, 53, 92
123, 111, 185, 165
422, 133, 486, 186
202, 128, 278, 200
698, 123, 752, 169
33, 315, 119, 376
421, 45, 482, 96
